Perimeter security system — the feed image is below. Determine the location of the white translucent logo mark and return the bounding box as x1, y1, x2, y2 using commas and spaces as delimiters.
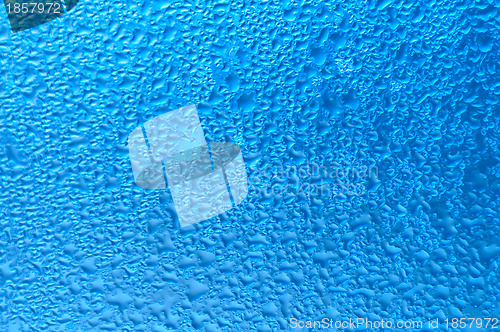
128, 105, 248, 226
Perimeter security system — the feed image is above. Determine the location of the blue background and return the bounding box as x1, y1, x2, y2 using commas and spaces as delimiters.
0, 0, 499, 330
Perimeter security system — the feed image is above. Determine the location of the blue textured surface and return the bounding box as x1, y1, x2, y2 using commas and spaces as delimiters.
0, 0, 499, 330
